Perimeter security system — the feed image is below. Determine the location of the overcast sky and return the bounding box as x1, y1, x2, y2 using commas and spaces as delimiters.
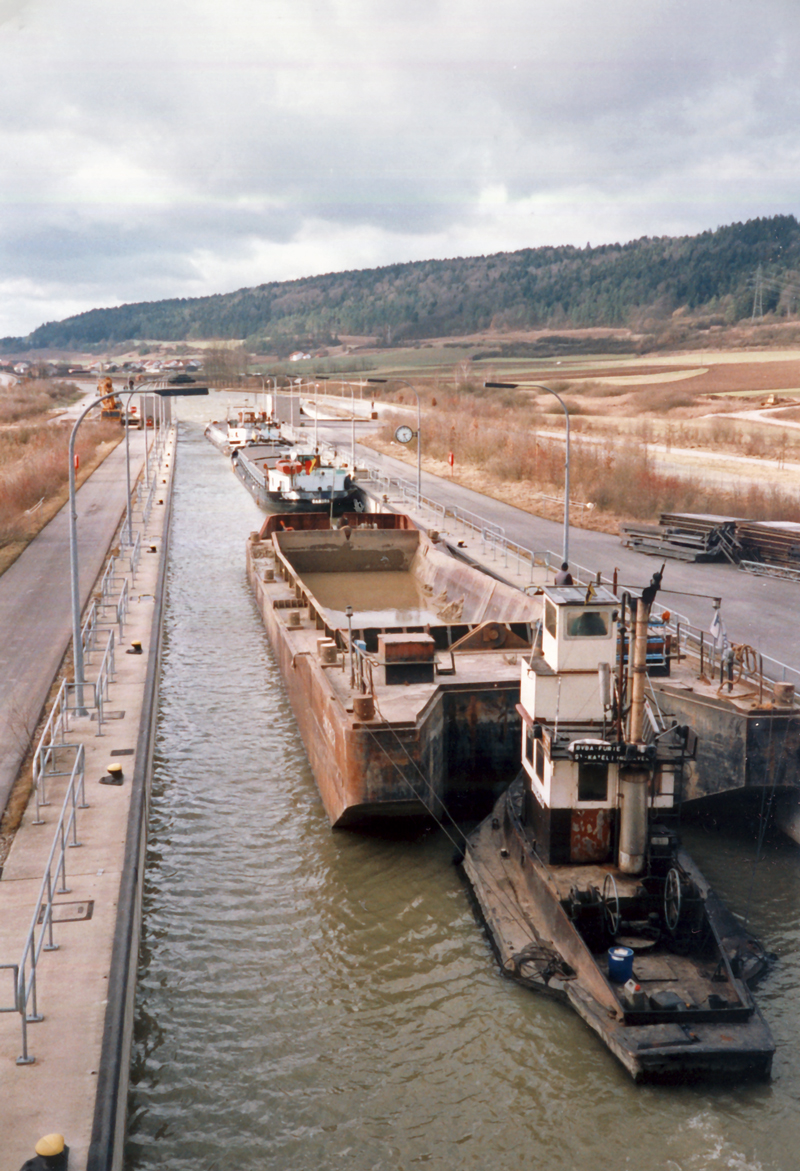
1, 0, 798, 338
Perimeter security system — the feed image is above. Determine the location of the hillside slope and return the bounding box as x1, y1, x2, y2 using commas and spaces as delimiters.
5, 215, 800, 351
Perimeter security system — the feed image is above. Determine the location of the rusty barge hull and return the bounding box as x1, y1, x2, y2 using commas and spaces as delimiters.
246, 513, 540, 826
653, 680, 800, 844
653, 682, 800, 802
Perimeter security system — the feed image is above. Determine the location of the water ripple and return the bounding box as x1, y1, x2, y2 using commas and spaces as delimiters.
126, 424, 800, 1171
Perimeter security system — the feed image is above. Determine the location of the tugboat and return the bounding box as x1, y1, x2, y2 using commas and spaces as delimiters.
462, 571, 775, 1082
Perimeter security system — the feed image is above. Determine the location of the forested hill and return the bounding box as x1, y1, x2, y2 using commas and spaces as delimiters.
6, 215, 800, 352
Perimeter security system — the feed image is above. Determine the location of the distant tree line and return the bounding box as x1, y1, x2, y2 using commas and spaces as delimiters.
4, 215, 800, 352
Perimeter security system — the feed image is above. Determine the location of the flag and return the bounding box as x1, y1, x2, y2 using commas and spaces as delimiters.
709, 610, 728, 654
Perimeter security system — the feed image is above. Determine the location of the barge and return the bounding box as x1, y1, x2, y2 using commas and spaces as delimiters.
205, 406, 287, 454
235, 445, 366, 515
246, 513, 540, 825
462, 573, 775, 1082
650, 663, 800, 841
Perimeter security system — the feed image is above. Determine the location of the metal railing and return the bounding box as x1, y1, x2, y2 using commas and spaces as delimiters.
665, 612, 800, 692
115, 577, 130, 638
81, 599, 100, 662
15, 743, 87, 1065
129, 529, 142, 579
4, 426, 176, 1068
99, 555, 118, 610
360, 461, 570, 584
81, 574, 129, 662
30, 679, 74, 820
94, 630, 117, 731
359, 455, 800, 695
142, 470, 160, 527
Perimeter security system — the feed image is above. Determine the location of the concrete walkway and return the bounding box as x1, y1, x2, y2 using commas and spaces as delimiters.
0, 427, 172, 1171
0, 430, 147, 818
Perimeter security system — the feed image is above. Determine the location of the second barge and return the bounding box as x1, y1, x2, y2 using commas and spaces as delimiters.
234, 444, 365, 515
246, 512, 540, 825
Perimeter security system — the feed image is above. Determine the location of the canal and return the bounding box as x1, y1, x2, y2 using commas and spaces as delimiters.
125, 419, 800, 1170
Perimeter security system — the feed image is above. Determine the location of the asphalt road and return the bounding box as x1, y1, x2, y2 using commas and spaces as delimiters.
0, 430, 147, 816
309, 412, 799, 677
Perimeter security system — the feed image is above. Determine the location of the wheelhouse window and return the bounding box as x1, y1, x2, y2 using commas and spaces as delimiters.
535, 741, 545, 783
565, 610, 610, 639
544, 599, 557, 638
525, 724, 535, 766
578, 762, 608, 802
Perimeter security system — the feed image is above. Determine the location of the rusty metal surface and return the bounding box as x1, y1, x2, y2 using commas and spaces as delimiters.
463, 783, 774, 1082
570, 809, 613, 863
412, 545, 540, 625
260, 511, 415, 539
450, 621, 530, 652
278, 527, 420, 575
246, 536, 525, 824
378, 633, 435, 662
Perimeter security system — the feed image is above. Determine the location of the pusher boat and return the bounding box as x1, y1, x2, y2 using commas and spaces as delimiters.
462, 572, 774, 1082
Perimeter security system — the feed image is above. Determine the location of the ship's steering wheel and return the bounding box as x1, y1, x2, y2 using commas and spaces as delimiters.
664, 868, 682, 933
602, 873, 620, 937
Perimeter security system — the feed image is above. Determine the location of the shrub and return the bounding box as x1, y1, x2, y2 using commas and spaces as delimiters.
0, 420, 119, 545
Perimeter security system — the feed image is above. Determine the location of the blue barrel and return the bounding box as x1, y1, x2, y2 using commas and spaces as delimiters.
608, 946, 634, 983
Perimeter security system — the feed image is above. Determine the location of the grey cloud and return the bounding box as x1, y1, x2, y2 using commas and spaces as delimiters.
1, 0, 799, 335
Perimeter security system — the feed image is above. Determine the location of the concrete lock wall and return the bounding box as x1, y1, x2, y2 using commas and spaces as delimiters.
87, 458, 175, 1171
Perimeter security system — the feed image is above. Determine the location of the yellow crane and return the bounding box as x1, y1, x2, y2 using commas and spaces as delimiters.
96, 375, 122, 420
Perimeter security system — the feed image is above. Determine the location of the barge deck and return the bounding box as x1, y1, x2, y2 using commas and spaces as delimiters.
246, 513, 541, 825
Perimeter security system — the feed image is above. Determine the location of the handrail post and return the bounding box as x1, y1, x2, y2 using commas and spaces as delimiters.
57, 821, 69, 894
44, 872, 56, 951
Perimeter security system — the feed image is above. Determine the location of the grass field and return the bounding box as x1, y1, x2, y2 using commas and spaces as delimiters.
351, 346, 800, 533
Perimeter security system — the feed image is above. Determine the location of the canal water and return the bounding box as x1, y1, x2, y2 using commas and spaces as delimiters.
125, 419, 800, 1171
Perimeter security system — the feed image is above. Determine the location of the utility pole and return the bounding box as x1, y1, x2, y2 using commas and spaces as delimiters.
752, 264, 764, 321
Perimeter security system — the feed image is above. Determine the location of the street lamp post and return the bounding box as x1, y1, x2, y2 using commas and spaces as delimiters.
316, 375, 357, 469
346, 604, 354, 688
255, 372, 266, 415
314, 380, 319, 449
120, 385, 164, 543
138, 392, 149, 484
256, 373, 275, 418
349, 384, 355, 470
69, 384, 209, 707
367, 377, 422, 508
484, 380, 571, 565
290, 377, 301, 429
69, 395, 113, 709
120, 388, 141, 546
